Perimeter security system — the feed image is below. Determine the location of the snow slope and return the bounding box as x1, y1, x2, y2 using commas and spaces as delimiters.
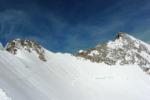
1, 49, 150, 100
0, 33, 150, 100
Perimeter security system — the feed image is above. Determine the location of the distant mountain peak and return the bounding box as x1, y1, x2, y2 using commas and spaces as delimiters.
5, 39, 47, 61
115, 32, 136, 42
77, 32, 150, 73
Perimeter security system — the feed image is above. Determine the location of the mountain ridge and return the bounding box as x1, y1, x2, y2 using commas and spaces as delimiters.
0, 32, 150, 100
5, 39, 47, 61
77, 32, 150, 73
1, 32, 150, 72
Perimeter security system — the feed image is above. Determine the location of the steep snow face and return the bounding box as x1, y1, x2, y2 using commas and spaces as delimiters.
0, 89, 11, 100
77, 32, 150, 73
5, 39, 46, 61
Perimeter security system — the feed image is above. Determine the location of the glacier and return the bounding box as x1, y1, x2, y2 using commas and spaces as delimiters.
0, 33, 150, 100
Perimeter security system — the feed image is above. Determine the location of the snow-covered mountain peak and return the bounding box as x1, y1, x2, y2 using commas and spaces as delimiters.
1, 32, 150, 100
77, 32, 150, 73
5, 39, 47, 61
107, 32, 141, 49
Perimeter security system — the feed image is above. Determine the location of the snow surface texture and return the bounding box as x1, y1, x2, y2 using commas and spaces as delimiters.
0, 89, 11, 100
0, 33, 150, 100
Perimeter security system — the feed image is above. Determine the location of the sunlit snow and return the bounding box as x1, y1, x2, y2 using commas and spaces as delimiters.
0, 33, 150, 100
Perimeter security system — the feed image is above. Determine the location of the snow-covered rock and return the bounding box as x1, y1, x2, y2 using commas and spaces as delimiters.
5, 39, 47, 61
77, 32, 150, 73
0, 32, 150, 100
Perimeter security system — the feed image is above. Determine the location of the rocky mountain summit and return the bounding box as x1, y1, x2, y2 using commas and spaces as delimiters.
77, 32, 150, 73
5, 39, 47, 61
2, 32, 150, 73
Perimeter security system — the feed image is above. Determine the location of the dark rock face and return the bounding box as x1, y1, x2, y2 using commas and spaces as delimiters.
116, 32, 126, 39
77, 32, 150, 73
6, 39, 47, 61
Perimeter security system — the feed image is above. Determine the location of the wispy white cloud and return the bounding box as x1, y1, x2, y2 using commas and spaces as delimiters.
0, 10, 30, 39
0, 0, 150, 53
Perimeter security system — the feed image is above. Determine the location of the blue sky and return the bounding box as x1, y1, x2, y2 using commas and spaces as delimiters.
0, 0, 150, 53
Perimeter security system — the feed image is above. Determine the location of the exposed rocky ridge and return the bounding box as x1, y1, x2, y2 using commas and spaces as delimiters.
77, 32, 150, 73
5, 39, 46, 61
